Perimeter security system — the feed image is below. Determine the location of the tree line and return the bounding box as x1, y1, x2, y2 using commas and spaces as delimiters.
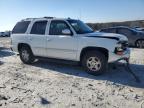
87, 20, 144, 31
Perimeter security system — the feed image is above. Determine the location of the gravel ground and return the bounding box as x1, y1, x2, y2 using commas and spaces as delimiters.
0, 37, 144, 108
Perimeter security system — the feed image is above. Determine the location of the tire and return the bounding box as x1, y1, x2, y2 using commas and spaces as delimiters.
19, 46, 35, 64
135, 39, 144, 48
82, 51, 107, 76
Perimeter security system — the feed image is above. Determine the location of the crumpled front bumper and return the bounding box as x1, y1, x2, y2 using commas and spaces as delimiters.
108, 48, 130, 63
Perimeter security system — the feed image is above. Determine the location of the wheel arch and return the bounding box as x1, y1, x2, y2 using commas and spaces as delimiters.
135, 38, 144, 46
135, 38, 144, 43
80, 47, 109, 62
18, 43, 32, 53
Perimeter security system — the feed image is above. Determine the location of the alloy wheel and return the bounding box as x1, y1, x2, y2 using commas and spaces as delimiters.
86, 57, 101, 72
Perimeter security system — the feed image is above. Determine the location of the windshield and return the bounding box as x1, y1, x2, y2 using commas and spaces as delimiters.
67, 20, 94, 34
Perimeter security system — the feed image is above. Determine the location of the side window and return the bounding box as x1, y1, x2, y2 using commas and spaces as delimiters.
100, 29, 107, 32
100, 28, 116, 33
30, 21, 47, 35
12, 21, 30, 34
49, 20, 72, 35
117, 28, 132, 36
108, 28, 116, 33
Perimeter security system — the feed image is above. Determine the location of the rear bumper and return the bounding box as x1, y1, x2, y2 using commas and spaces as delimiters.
10, 44, 19, 53
108, 48, 130, 63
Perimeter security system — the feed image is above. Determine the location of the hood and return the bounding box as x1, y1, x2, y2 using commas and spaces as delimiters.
82, 32, 128, 41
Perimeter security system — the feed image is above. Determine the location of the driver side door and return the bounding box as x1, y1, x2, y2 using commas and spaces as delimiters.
45, 20, 78, 61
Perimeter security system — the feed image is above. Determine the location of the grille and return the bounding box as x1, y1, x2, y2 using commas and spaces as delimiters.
121, 41, 128, 50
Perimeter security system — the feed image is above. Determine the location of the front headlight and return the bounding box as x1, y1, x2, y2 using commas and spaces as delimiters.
114, 41, 128, 55
116, 43, 122, 48
116, 42, 123, 50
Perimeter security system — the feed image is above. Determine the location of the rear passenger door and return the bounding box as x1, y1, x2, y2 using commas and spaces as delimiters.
28, 20, 48, 56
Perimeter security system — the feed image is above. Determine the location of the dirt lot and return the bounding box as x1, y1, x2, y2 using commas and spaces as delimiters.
0, 37, 144, 108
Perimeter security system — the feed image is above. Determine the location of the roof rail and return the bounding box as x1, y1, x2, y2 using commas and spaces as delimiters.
25, 17, 55, 20
25, 18, 37, 20
43, 17, 55, 19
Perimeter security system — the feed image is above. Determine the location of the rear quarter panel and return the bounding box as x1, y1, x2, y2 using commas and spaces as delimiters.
11, 34, 30, 53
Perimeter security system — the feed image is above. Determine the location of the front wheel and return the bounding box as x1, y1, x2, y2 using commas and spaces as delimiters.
82, 51, 107, 76
135, 39, 144, 48
19, 46, 35, 64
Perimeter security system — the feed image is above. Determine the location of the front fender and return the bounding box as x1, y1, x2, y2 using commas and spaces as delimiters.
76, 37, 118, 61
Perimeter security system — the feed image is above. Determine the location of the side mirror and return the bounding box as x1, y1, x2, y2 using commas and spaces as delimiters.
62, 29, 71, 35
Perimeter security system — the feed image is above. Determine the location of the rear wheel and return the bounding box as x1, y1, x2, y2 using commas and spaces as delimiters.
135, 39, 144, 48
19, 46, 35, 64
82, 51, 107, 76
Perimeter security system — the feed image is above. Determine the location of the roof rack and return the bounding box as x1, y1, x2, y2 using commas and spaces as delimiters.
25, 18, 37, 20
43, 17, 55, 19
25, 17, 55, 20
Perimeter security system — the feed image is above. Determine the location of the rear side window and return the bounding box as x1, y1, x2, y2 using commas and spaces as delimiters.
12, 21, 30, 34
117, 28, 132, 36
108, 28, 117, 33
100, 29, 107, 32
101, 28, 116, 33
30, 21, 47, 35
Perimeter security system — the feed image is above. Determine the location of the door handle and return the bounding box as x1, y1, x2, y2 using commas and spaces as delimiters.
47, 38, 52, 41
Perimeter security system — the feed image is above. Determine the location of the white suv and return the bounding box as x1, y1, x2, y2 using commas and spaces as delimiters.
11, 17, 130, 75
